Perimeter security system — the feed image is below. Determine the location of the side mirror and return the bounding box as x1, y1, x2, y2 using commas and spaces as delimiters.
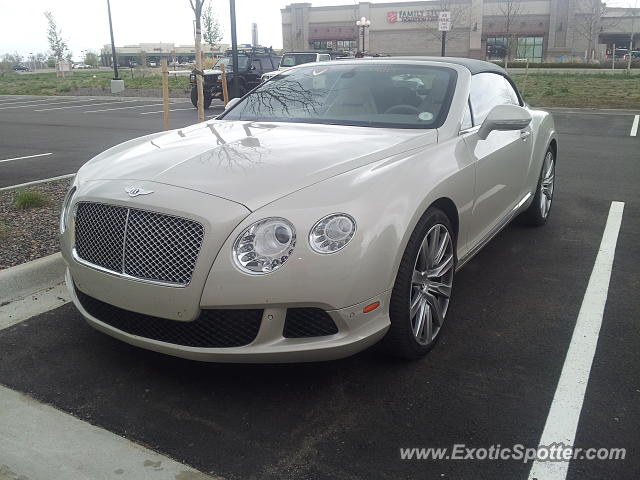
477, 104, 532, 140
225, 97, 241, 110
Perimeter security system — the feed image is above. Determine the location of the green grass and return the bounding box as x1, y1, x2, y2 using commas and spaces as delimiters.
14, 191, 49, 209
512, 72, 640, 109
0, 70, 190, 95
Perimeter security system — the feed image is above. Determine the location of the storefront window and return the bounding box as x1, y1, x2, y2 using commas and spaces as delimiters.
516, 36, 544, 62
486, 36, 544, 63
486, 36, 507, 60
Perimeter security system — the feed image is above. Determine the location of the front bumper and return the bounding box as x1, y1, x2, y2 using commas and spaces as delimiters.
68, 269, 390, 363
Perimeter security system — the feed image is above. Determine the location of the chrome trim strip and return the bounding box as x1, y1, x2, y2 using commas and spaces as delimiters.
456, 192, 532, 271
459, 125, 480, 136
71, 248, 188, 288
120, 208, 131, 274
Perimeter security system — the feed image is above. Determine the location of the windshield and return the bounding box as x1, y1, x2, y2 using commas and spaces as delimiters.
220, 63, 456, 129
217, 56, 250, 71
280, 53, 318, 67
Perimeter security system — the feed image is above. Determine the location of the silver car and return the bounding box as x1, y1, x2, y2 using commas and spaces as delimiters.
60, 58, 557, 362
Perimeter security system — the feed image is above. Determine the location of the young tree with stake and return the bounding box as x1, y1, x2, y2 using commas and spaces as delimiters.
44, 11, 70, 63
189, 0, 207, 122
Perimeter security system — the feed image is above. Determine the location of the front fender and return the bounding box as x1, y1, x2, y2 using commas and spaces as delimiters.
199, 139, 475, 310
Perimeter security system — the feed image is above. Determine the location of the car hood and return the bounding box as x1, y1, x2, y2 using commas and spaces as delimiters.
79, 120, 437, 211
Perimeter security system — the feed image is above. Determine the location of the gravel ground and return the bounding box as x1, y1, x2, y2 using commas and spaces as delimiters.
0, 179, 71, 269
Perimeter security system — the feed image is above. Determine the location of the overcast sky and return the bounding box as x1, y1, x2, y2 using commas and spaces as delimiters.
0, 0, 637, 60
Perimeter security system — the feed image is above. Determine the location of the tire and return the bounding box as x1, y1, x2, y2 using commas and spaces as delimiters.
522, 147, 555, 226
190, 87, 212, 109
380, 208, 456, 359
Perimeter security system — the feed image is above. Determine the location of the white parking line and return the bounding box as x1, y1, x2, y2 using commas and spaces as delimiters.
0, 99, 102, 110
0, 97, 63, 106
0, 385, 215, 480
528, 201, 625, 480
0, 173, 75, 192
0, 152, 52, 164
34, 99, 143, 112
83, 103, 167, 113
139, 107, 194, 115
631, 115, 639, 137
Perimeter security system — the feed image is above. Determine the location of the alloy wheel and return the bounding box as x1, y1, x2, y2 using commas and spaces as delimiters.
540, 151, 555, 218
409, 223, 454, 345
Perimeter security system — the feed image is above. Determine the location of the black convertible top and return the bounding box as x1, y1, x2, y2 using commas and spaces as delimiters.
384, 56, 507, 75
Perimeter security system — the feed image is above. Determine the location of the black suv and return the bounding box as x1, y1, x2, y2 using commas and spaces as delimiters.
189, 47, 281, 108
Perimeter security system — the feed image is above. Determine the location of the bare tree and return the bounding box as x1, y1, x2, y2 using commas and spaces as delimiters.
495, 0, 526, 69
626, 0, 638, 71
189, 0, 207, 122
573, 0, 607, 61
422, 0, 470, 53
203, 4, 223, 54
44, 11, 70, 62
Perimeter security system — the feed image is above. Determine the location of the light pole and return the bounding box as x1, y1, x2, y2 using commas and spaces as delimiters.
356, 17, 371, 54
229, 0, 240, 98
106, 0, 119, 79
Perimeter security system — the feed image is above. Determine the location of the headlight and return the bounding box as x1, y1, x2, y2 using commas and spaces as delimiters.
59, 186, 76, 234
233, 218, 296, 274
309, 213, 356, 254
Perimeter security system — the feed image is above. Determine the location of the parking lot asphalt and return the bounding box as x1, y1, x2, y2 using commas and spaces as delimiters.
0, 96, 639, 479
0, 95, 223, 188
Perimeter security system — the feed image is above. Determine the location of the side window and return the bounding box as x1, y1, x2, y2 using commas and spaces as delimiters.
319, 54, 331, 62
461, 99, 473, 130
259, 57, 273, 71
469, 73, 520, 125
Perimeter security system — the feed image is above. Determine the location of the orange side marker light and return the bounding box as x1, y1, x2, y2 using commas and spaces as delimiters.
363, 301, 380, 314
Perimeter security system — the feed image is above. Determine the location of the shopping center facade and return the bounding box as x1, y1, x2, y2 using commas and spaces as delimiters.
281, 1, 639, 62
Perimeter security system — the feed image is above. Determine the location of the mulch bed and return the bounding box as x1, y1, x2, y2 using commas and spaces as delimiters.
0, 179, 71, 269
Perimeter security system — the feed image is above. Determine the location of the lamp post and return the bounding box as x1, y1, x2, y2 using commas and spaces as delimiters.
356, 17, 371, 54
229, 0, 240, 98
106, 0, 119, 79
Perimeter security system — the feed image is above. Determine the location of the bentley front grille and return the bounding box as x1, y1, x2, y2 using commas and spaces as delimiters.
74, 202, 204, 286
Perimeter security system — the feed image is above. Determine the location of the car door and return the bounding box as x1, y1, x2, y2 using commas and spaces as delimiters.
462, 72, 533, 249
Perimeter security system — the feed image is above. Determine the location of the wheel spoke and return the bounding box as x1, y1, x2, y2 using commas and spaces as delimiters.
434, 229, 449, 265
428, 253, 453, 279
428, 281, 451, 298
422, 303, 433, 342
417, 239, 429, 271
425, 293, 444, 327
413, 298, 426, 337
410, 291, 422, 318
427, 225, 440, 267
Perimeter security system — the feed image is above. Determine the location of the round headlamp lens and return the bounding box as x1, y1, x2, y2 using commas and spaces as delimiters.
309, 213, 356, 254
233, 218, 296, 274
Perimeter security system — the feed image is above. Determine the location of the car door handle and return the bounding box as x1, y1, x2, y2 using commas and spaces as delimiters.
520, 131, 531, 140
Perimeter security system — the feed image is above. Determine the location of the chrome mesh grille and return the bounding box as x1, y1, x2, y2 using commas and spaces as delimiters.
74, 202, 204, 286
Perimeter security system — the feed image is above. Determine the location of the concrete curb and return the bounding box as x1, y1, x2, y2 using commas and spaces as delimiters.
0, 253, 66, 304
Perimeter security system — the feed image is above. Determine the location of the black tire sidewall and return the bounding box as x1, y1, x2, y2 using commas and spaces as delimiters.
524, 147, 555, 226
383, 208, 456, 358
190, 87, 212, 109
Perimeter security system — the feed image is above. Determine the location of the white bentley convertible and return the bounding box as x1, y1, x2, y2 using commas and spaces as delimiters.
60, 58, 557, 362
